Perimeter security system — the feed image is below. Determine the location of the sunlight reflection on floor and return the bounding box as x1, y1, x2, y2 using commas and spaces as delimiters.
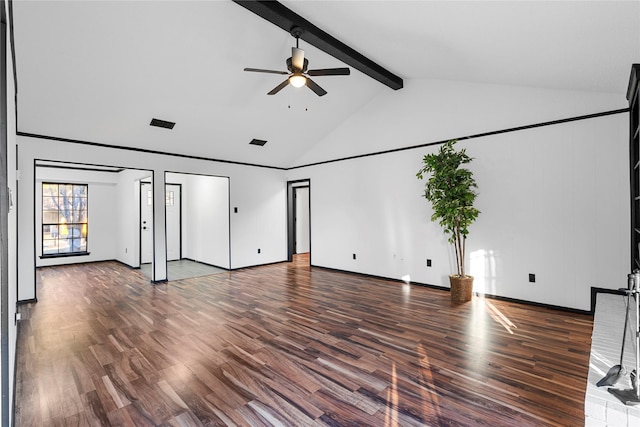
383, 362, 399, 427
486, 300, 517, 334
415, 343, 442, 425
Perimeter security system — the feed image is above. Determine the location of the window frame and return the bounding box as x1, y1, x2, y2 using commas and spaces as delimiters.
40, 182, 90, 258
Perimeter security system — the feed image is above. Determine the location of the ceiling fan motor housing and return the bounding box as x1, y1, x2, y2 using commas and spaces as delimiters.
287, 57, 309, 73
243, 24, 348, 97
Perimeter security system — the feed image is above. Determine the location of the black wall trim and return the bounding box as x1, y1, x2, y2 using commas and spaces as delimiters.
35, 158, 147, 174
289, 108, 630, 170
16, 298, 36, 305
165, 170, 230, 180
31, 160, 37, 303
312, 264, 592, 315
181, 258, 230, 271
18, 108, 627, 172
36, 164, 122, 173
113, 259, 140, 270
33, 259, 144, 276
231, 259, 288, 271
39, 252, 91, 260
17, 132, 287, 171
480, 291, 590, 316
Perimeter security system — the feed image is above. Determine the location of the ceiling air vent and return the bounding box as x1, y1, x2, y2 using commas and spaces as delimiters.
249, 138, 267, 146
150, 118, 175, 129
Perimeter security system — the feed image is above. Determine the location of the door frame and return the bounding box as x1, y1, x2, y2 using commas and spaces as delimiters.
164, 182, 182, 263
138, 180, 154, 270
0, 6, 9, 424
287, 179, 311, 262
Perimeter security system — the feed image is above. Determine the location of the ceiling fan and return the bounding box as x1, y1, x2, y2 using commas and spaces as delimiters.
244, 27, 350, 97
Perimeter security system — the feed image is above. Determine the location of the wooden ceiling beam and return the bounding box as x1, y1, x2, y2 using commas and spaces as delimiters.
232, 0, 403, 90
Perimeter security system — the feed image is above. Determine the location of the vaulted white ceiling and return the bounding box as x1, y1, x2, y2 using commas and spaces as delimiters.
12, 1, 640, 168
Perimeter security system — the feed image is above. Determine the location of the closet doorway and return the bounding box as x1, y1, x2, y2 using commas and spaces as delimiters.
287, 179, 310, 265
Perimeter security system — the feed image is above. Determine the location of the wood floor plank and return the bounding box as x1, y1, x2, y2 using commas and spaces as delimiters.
14, 255, 593, 426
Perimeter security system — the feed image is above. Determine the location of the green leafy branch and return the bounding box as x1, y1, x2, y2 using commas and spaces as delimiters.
416, 140, 480, 277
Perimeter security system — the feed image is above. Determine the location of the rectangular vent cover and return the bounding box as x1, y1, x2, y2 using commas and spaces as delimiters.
249, 138, 267, 146
150, 118, 176, 129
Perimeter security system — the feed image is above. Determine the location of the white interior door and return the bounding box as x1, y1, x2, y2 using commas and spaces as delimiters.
165, 184, 181, 261
140, 182, 153, 264
295, 187, 310, 253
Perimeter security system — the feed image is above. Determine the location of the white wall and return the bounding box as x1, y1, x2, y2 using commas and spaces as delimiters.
35, 167, 118, 267
166, 172, 230, 269
288, 79, 629, 311
293, 78, 626, 167
17, 136, 287, 300
186, 174, 230, 268
15, 77, 631, 312
295, 187, 310, 253
230, 167, 286, 267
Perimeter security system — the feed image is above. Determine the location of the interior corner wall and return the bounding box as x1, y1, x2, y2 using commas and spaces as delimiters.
16, 136, 287, 301
288, 82, 629, 311
183, 174, 230, 269
35, 168, 118, 267
165, 172, 230, 269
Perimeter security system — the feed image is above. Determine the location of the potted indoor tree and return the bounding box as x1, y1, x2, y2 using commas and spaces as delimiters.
416, 139, 480, 302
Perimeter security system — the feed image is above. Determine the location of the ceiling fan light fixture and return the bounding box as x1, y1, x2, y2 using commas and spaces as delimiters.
289, 74, 306, 88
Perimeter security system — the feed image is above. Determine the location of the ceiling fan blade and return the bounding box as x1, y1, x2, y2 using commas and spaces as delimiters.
267, 79, 290, 95
308, 68, 351, 76
292, 47, 305, 71
305, 78, 327, 97
244, 67, 289, 75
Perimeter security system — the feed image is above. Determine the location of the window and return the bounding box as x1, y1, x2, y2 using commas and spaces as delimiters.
42, 183, 88, 256
146, 189, 174, 205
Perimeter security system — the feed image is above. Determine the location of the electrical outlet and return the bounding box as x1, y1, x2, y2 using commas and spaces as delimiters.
529, 273, 536, 283
234, 207, 238, 213
353, 253, 356, 260
258, 248, 261, 254
426, 259, 432, 267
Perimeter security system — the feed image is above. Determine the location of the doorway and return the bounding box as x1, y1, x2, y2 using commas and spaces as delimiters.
139, 181, 154, 265
287, 179, 311, 264
165, 183, 181, 261
140, 181, 182, 274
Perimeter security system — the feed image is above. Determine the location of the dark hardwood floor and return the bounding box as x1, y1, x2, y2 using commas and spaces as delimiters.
15, 255, 593, 426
